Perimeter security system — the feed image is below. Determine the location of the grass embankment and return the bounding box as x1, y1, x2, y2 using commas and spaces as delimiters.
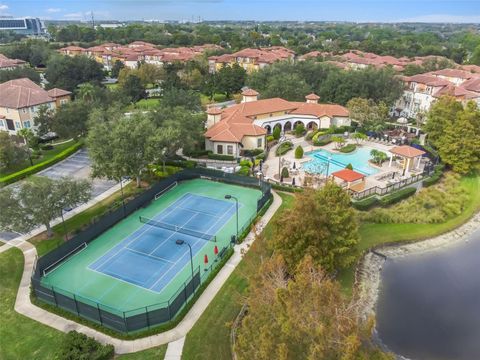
0, 248, 67, 359
116, 345, 167, 359
338, 172, 480, 293
182, 193, 295, 360
29, 182, 144, 256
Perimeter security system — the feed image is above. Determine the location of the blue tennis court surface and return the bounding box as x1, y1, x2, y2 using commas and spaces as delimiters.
88, 193, 237, 293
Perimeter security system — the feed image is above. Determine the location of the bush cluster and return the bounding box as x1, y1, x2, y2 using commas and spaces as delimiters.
351, 196, 379, 211
275, 141, 293, 156
295, 145, 304, 159
207, 153, 236, 161
58, 331, 114, 360
423, 164, 445, 187
379, 187, 417, 206
338, 144, 356, 153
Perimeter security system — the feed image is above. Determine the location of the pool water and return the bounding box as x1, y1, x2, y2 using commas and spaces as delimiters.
304, 147, 379, 176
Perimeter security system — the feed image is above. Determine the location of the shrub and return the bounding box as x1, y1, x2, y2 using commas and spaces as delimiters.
236, 165, 250, 176
266, 135, 275, 143
379, 187, 417, 206
255, 152, 266, 160
312, 131, 327, 142
295, 145, 304, 159
272, 126, 281, 140
207, 153, 235, 161
239, 159, 253, 168
243, 148, 264, 157
313, 137, 332, 146
0, 141, 83, 187
339, 144, 356, 153
184, 149, 209, 158
294, 123, 306, 137
423, 163, 445, 187
275, 141, 293, 156
345, 163, 353, 170
281, 166, 289, 179
305, 130, 318, 141
165, 159, 197, 168
271, 183, 303, 193
370, 149, 388, 165
58, 331, 114, 360
352, 196, 379, 211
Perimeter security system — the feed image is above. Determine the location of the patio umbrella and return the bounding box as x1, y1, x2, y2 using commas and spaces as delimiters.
293, 162, 296, 169
292, 177, 296, 186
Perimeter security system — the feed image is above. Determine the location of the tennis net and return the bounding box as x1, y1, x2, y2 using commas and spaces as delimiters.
139, 216, 216, 242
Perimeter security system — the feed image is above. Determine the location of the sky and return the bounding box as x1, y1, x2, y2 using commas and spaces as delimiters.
0, 0, 479, 23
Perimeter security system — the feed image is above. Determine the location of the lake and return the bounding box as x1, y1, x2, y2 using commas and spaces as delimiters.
376, 228, 480, 360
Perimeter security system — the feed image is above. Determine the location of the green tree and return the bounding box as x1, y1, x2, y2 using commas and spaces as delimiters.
76, 82, 97, 103
294, 123, 306, 137
294, 145, 304, 159
0, 131, 27, 172
111, 60, 125, 78
120, 74, 147, 103
17, 128, 36, 166
33, 105, 54, 137
352, 132, 368, 144
0, 67, 41, 83
236, 255, 392, 360
161, 88, 201, 111
370, 149, 388, 165
347, 98, 389, 132
45, 55, 104, 92
424, 96, 463, 149
264, 72, 311, 101
270, 183, 359, 273
272, 126, 281, 140
0, 176, 91, 237
52, 101, 90, 139
216, 63, 246, 97
331, 135, 346, 149
470, 44, 480, 66
59, 331, 114, 360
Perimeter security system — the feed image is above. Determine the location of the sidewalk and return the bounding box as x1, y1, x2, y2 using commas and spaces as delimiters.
12, 191, 282, 355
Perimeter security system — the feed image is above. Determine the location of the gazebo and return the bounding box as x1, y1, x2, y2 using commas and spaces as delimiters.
331, 169, 366, 191
389, 145, 426, 175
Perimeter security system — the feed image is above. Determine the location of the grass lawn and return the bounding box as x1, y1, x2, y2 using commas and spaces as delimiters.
117, 345, 167, 359
105, 82, 119, 90
200, 93, 229, 106
30, 182, 145, 257
0, 139, 77, 178
127, 98, 161, 110
182, 192, 295, 360
338, 172, 480, 294
0, 248, 67, 359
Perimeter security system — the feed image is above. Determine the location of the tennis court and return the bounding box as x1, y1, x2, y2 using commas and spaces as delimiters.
40, 179, 260, 313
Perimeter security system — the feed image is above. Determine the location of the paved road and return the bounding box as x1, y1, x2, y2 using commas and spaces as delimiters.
0, 149, 117, 241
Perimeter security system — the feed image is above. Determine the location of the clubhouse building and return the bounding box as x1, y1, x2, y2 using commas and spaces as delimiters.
204, 89, 350, 157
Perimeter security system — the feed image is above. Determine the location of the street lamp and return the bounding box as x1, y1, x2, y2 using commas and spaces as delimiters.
225, 195, 239, 241
176, 239, 194, 279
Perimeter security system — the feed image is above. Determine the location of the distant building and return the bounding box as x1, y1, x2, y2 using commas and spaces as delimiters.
208, 47, 295, 74
0, 78, 71, 135
0, 54, 26, 70
0, 17, 45, 36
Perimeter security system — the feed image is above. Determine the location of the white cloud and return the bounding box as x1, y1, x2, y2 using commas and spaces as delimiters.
46, 8, 62, 14
0, 4, 8, 11
63, 12, 84, 20
398, 14, 480, 23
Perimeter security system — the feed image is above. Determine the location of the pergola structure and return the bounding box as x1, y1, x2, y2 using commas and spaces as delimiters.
331, 168, 366, 191
389, 145, 426, 175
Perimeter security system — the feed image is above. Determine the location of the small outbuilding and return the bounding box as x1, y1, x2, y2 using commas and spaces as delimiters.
331, 168, 366, 191
389, 145, 426, 175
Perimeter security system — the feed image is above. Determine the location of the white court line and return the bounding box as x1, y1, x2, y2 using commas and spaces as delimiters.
147, 201, 237, 291
89, 194, 194, 271
126, 248, 176, 264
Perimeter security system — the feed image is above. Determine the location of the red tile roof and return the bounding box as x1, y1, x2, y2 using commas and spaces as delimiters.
241, 89, 259, 96
0, 53, 26, 69
47, 88, 72, 98
0, 78, 62, 109
305, 93, 320, 100
390, 145, 425, 158
332, 169, 365, 182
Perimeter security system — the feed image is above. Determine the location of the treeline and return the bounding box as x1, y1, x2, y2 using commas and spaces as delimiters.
43, 22, 480, 64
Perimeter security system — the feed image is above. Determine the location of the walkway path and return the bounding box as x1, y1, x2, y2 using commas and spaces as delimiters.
11, 190, 282, 355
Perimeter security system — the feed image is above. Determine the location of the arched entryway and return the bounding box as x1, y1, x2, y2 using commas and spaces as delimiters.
283, 121, 292, 132
264, 125, 272, 134
306, 121, 318, 130
273, 123, 282, 133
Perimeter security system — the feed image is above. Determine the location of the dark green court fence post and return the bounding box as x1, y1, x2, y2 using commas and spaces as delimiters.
97, 303, 103, 325
52, 286, 58, 306
145, 306, 150, 329
167, 299, 172, 321
73, 294, 80, 316
123, 312, 128, 333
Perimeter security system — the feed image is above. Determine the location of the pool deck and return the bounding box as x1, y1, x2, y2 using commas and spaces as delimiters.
263, 135, 425, 190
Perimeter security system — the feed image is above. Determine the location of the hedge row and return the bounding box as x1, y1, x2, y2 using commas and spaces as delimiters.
276, 141, 293, 156
0, 141, 84, 187
379, 187, 417, 206
207, 153, 236, 161
271, 183, 303, 193
351, 196, 379, 211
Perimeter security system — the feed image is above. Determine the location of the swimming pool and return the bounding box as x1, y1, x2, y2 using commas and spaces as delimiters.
303, 147, 379, 176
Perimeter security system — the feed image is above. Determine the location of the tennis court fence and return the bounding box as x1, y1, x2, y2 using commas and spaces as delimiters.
31, 168, 271, 333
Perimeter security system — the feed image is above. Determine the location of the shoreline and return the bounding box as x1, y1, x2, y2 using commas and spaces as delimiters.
356, 211, 480, 324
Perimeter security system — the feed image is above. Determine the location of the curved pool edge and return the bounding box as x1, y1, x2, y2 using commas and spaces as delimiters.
355, 212, 480, 357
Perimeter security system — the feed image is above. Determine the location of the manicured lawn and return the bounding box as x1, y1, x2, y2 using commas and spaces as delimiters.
338, 172, 480, 294
0, 248, 67, 359
30, 182, 145, 256
182, 192, 295, 360
117, 345, 167, 359
0, 139, 77, 177
127, 98, 161, 110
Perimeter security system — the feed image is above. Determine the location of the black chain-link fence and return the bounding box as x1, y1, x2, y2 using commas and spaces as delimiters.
31, 168, 271, 333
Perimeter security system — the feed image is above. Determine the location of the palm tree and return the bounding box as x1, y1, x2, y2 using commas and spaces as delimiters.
77, 83, 96, 102
352, 132, 367, 144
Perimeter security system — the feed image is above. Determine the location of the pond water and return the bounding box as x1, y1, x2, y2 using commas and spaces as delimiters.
376, 228, 480, 360
304, 147, 379, 176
